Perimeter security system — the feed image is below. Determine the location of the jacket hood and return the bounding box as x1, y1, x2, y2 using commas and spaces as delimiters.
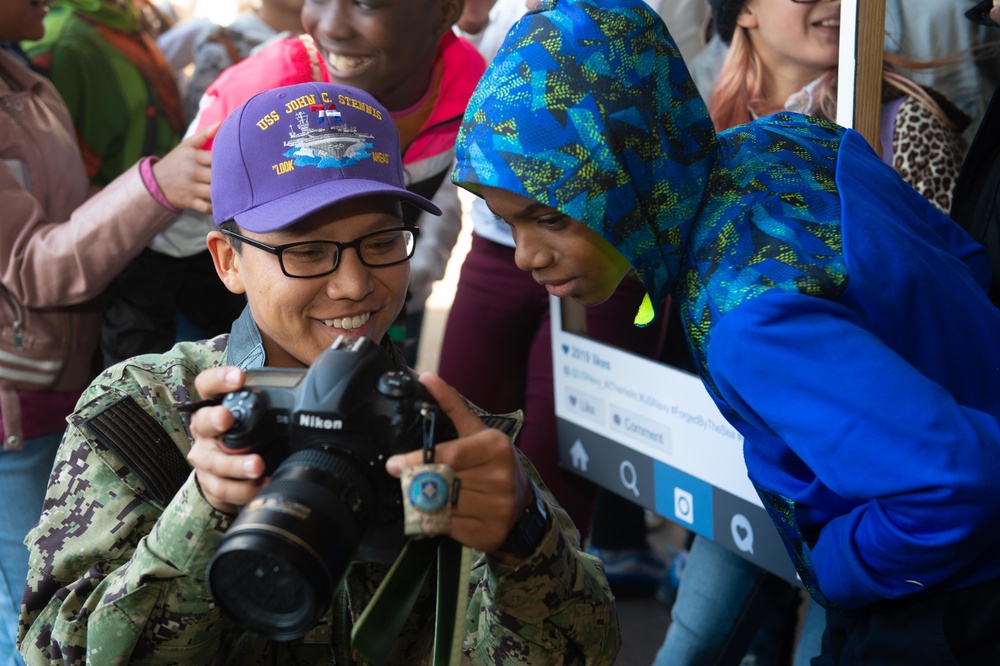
452, 0, 717, 324
52, 1, 142, 32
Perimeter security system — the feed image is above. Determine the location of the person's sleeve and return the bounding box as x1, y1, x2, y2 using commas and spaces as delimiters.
463, 456, 621, 665
891, 96, 965, 214
838, 127, 993, 297
708, 293, 1000, 609
923, 204, 994, 293
0, 163, 175, 308
406, 176, 464, 315
18, 389, 233, 664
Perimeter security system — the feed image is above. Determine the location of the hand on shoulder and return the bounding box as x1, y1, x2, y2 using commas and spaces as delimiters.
152, 122, 219, 214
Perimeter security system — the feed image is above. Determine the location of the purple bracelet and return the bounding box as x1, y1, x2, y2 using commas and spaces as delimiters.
139, 156, 183, 215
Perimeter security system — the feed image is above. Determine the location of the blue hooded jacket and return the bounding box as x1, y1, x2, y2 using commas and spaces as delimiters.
453, 0, 1000, 612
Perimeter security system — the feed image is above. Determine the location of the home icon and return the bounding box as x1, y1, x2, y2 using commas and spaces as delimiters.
569, 439, 590, 472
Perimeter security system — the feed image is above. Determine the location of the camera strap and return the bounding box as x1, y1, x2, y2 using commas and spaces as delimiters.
433, 537, 472, 663
351, 537, 471, 665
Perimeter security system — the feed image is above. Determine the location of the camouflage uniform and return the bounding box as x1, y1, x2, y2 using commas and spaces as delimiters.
17, 309, 620, 665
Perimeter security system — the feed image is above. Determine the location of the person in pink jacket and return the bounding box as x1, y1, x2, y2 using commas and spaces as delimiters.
0, 2, 214, 661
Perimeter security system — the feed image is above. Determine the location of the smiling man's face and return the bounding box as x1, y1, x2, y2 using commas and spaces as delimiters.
208, 196, 411, 368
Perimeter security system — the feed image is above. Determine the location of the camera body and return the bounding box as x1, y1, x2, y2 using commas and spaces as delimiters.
206, 336, 455, 640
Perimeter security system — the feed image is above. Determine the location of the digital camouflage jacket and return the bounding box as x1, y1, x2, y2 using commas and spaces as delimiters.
18, 308, 620, 664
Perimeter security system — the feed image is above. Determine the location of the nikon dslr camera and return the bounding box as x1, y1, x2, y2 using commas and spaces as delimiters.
205, 336, 455, 640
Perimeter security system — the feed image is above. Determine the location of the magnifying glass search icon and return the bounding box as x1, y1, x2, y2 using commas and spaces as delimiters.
619, 460, 640, 497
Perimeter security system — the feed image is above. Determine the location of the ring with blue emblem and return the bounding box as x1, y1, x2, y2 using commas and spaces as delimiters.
401, 463, 456, 537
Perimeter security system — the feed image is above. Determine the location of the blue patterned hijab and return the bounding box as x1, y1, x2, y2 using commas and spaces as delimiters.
452, 0, 717, 324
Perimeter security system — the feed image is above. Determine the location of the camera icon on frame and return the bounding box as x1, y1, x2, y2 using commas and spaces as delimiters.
674, 487, 694, 525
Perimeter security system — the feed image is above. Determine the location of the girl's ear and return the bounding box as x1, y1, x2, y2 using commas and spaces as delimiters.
735, 2, 759, 31
207, 230, 247, 295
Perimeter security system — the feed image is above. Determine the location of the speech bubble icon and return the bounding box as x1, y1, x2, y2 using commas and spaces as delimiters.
731, 514, 754, 555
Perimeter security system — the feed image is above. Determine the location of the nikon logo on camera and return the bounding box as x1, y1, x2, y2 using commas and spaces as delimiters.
298, 413, 345, 430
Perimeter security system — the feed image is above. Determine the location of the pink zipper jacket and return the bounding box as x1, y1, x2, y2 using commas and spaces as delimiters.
0, 49, 177, 449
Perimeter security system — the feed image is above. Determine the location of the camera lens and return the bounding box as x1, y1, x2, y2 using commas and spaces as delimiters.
208, 534, 319, 638
207, 448, 375, 640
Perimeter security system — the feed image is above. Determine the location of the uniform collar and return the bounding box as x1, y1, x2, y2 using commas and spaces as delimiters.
226, 306, 266, 371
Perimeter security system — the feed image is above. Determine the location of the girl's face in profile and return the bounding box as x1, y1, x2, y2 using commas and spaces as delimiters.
479, 185, 633, 308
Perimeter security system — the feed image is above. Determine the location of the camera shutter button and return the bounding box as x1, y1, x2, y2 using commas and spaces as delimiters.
230, 394, 256, 427
377, 371, 416, 399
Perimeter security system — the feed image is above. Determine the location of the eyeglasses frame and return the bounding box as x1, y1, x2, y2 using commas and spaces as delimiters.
220, 225, 419, 279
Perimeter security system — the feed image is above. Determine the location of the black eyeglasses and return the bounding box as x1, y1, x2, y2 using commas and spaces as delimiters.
221, 226, 418, 278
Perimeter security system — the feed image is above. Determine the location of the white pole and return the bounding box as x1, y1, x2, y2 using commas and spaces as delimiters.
836, 0, 886, 154
835, 0, 859, 128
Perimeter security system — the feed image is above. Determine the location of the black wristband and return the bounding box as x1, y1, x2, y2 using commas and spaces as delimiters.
498, 479, 549, 557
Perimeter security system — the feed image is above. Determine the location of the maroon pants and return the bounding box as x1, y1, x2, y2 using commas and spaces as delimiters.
438, 234, 667, 534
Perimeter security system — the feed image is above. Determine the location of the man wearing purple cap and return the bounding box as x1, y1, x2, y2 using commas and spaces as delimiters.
17, 82, 620, 665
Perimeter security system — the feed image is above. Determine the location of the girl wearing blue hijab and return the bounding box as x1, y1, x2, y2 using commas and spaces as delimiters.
453, 0, 1000, 662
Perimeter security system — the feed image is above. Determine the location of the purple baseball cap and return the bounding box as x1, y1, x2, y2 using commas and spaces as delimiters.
211, 81, 441, 233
